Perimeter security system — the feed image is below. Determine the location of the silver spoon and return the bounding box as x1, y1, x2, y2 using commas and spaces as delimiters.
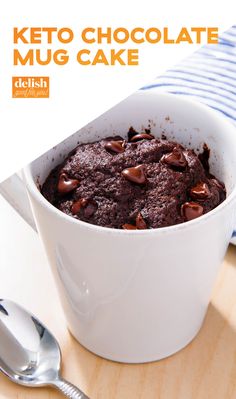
0, 299, 89, 398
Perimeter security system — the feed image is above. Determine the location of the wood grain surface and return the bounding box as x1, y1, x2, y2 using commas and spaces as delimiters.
0, 197, 236, 399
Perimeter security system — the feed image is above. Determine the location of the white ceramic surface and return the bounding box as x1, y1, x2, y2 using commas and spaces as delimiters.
5, 92, 236, 363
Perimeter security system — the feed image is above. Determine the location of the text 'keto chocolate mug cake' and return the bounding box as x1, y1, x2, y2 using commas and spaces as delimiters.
41, 128, 226, 230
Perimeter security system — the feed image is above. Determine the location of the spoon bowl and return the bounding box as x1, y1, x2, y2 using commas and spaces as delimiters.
0, 299, 88, 398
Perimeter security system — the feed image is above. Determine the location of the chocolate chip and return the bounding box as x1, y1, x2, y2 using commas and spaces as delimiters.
122, 223, 138, 230
122, 165, 146, 184
58, 173, 79, 194
105, 140, 125, 154
122, 212, 147, 230
211, 178, 226, 202
162, 147, 187, 169
181, 202, 204, 221
136, 212, 147, 229
71, 198, 87, 215
127, 126, 139, 141
83, 199, 98, 218
130, 133, 154, 142
190, 182, 210, 200
72, 198, 98, 218
211, 178, 226, 191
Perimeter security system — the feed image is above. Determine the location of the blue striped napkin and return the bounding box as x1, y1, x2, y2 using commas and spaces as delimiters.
141, 26, 236, 244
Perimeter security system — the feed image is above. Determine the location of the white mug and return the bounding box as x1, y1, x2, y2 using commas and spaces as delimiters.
1, 91, 236, 363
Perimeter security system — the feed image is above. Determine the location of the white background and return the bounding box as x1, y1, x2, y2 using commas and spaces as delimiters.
0, 0, 235, 181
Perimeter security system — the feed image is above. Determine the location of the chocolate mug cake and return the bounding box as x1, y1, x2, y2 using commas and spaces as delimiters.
41, 128, 226, 229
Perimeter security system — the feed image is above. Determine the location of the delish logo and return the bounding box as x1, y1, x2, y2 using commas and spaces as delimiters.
12, 76, 49, 98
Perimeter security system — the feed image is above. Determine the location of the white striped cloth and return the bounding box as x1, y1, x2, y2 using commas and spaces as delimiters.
142, 26, 236, 244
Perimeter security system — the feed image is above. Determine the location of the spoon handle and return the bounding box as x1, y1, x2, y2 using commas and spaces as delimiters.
53, 378, 89, 399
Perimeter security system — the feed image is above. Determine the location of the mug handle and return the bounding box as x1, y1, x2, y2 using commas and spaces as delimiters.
0, 173, 37, 232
